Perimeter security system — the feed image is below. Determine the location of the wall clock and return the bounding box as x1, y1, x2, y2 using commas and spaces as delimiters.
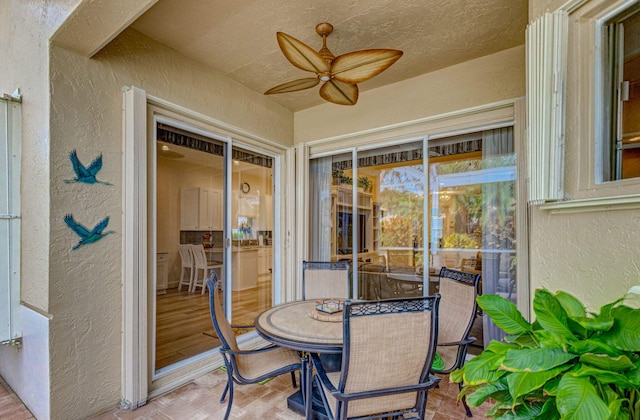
241, 182, 250, 194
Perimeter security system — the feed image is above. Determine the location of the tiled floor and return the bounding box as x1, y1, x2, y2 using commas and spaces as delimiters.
2, 368, 490, 419
0, 376, 35, 419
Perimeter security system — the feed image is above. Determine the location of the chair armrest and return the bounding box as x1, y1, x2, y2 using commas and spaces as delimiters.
310, 353, 339, 394
437, 337, 476, 347
223, 345, 279, 356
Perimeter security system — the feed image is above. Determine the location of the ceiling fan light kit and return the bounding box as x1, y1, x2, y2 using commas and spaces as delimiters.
265, 22, 403, 106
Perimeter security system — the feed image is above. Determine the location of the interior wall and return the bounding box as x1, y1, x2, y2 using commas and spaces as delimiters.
294, 45, 525, 143
48, 28, 293, 419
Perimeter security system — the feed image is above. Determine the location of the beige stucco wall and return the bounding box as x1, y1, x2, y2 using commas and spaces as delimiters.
294, 45, 525, 143
48, 28, 292, 419
0, 0, 80, 311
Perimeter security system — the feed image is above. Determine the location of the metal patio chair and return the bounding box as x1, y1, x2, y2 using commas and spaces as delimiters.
431, 267, 481, 417
311, 296, 441, 419
206, 272, 301, 420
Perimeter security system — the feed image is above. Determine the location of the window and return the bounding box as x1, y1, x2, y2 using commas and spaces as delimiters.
603, 3, 640, 181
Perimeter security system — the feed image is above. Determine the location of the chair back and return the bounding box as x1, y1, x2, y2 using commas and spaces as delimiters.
437, 267, 481, 371
302, 261, 350, 300
178, 244, 194, 267
191, 244, 208, 268
206, 271, 239, 352
338, 296, 440, 418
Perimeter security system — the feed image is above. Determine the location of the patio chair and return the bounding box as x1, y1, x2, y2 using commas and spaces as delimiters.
302, 261, 351, 372
431, 267, 481, 417
311, 296, 441, 420
302, 261, 351, 300
206, 272, 301, 420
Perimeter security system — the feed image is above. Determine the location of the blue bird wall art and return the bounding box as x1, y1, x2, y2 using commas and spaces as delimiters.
64, 214, 114, 250
64, 149, 112, 185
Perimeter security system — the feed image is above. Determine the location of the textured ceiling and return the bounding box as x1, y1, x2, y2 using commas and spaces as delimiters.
131, 0, 528, 112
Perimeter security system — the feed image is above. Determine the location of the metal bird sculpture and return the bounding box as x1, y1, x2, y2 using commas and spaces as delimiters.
64, 214, 114, 250
64, 149, 112, 185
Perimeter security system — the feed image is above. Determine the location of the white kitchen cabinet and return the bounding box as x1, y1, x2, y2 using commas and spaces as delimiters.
199, 188, 222, 230
156, 252, 168, 294
180, 187, 222, 230
258, 195, 273, 231
231, 248, 258, 290
257, 247, 272, 277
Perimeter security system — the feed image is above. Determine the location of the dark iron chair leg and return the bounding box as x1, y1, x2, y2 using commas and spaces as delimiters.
223, 379, 234, 420
220, 382, 229, 402
459, 382, 472, 417
290, 371, 297, 388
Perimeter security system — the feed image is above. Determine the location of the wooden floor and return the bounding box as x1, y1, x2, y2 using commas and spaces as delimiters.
156, 277, 272, 369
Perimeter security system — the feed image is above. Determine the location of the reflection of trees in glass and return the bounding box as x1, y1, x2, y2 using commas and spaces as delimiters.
432, 155, 516, 250
379, 165, 424, 248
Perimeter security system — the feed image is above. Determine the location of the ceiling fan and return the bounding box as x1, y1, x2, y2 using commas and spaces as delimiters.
264, 22, 403, 106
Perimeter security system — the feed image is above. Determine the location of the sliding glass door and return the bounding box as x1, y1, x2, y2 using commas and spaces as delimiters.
308, 127, 517, 347
153, 120, 276, 374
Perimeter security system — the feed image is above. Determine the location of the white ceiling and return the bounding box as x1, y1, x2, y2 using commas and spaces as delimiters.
130, 0, 528, 112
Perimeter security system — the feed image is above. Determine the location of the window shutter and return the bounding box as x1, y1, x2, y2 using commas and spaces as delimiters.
0, 92, 22, 343
526, 10, 568, 204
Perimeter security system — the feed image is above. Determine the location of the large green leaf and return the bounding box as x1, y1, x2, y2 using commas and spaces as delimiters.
485, 340, 519, 355
462, 351, 507, 385
607, 398, 624, 420
466, 380, 510, 406
501, 348, 577, 372
511, 332, 539, 349
539, 399, 561, 420
569, 338, 621, 357
601, 306, 640, 351
571, 364, 634, 386
497, 401, 547, 419
556, 376, 610, 420
533, 289, 576, 342
556, 290, 586, 318
478, 294, 532, 335
599, 297, 625, 318
572, 316, 615, 333
625, 361, 640, 386
579, 353, 635, 372
506, 366, 570, 401
543, 376, 561, 396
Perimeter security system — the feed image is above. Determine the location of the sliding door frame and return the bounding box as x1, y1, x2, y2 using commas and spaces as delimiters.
122, 86, 291, 406
300, 98, 529, 317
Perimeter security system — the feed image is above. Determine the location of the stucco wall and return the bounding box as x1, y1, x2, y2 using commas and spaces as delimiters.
294, 45, 525, 143
48, 28, 292, 419
0, 2, 80, 419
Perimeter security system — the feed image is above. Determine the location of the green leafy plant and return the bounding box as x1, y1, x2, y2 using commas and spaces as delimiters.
357, 176, 372, 192
451, 288, 640, 419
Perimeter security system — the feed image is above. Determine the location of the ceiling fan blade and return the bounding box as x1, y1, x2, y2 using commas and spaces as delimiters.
264, 78, 320, 95
276, 32, 331, 74
319, 80, 358, 106
331, 49, 403, 84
